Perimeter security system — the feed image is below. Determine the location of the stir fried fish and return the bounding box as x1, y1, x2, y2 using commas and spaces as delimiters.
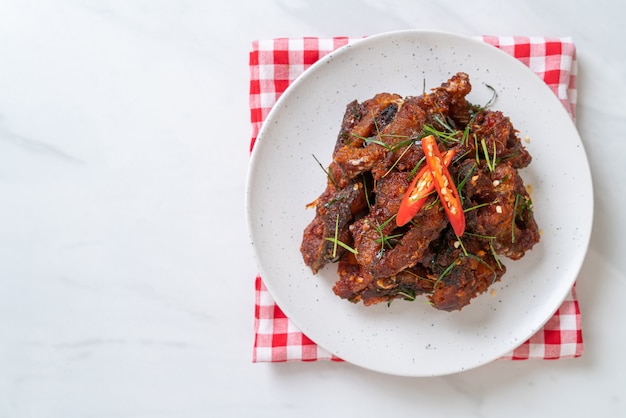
300, 73, 540, 311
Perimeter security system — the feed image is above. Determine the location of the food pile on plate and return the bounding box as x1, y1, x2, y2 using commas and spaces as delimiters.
300, 73, 540, 311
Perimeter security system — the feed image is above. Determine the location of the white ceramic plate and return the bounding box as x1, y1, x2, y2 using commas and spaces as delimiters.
245, 30, 593, 376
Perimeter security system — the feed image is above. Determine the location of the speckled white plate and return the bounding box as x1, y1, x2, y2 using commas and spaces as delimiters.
245, 30, 593, 376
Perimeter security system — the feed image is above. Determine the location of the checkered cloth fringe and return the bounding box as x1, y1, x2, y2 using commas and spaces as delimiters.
249, 35, 583, 363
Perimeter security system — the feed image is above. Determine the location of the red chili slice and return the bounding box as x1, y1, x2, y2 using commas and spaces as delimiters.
421, 135, 466, 236
396, 149, 454, 227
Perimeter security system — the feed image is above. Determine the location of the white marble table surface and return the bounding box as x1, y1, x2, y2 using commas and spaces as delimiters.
1, 1, 625, 417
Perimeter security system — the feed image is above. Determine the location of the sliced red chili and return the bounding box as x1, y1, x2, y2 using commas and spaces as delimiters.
421, 135, 465, 236
396, 149, 454, 227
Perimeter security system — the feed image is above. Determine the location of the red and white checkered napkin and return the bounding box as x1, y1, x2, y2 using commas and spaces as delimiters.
249, 35, 583, 363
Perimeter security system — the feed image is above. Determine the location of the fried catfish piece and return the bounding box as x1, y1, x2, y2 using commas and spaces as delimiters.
415, 72, 472, 127
477, 165, 539, 260
333, 251, 368, 300
471, 110, 531, 169
350, 171, 408, 277
428, 230, 507, 311
333, 93, 402, 152
333, 97, 400, 152
300, 178, 368, 274
395, 264, 436, 295
461, 161, 540, 260
369, 73, 472, 177
334, 256, 435, 306
371, 199, 447, 279
369, 96, 427, 179
332, 93, 402, 185
334, 196, 445, 304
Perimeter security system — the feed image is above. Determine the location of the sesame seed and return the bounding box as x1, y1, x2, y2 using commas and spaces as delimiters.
496, 205, 502, 213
